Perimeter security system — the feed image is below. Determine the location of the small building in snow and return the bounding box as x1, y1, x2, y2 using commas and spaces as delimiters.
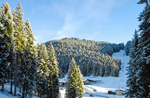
83, 79, 96, 85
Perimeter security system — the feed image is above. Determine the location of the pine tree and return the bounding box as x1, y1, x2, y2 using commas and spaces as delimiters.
21, 19, 37, 98
47, 42, 59, 98
135, 0, 150, 97
0, 2, 14, 92
76, 66, 85, 98
65, 58, 78, 98
126, 30, 139, 97
36, 43, 49, 97
12, 2, 27, 96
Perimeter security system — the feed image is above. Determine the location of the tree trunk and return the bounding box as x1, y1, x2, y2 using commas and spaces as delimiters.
49, 85, 52, 98
2, 79, 4, 92
10, 53, 14, 94
10, 70, 13, 94
22, 83, 25, 98
14, 67, 17, 96
25, 83, 28, 97
14, 52, 18, 96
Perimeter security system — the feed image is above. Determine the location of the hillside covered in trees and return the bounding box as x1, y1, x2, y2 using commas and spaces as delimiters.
45, 38, 124, 77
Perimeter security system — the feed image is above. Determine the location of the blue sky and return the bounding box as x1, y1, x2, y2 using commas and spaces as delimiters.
0, 0, 145, 44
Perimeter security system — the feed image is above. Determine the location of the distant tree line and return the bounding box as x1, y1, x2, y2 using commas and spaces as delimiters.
45, 38, 124, 77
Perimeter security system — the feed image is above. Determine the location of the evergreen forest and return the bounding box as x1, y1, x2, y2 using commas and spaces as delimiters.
45, 38, 124, 77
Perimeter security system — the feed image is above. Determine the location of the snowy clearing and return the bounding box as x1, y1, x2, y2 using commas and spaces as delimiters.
60, 50, 129, 98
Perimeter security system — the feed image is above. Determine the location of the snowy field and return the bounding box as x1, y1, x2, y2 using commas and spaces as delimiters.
0, 50, 129, 98
60, 50, 130, 98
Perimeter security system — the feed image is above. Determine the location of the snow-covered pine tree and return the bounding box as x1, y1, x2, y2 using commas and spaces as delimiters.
36, 43, 49, 97
21, 19, 37, 98
47, 42, 59, 98
135, 0, 150, 97
76, 66, 85, 98
0, 2, 14, 92
12, 2, 27, 96
35, 43, 41, 95
26, 19, 37, 98
65, 58, 78, 98
126, 30, 139, 97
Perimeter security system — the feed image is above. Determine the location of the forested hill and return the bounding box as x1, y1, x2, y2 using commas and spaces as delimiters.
45, 38, 124, 77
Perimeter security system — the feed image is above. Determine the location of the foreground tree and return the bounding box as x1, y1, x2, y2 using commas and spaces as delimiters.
0, 2, 14, 92
36, 43, 49, 97
47, 42, 59, 98
126, 0, 150, 97
65, 58, 84, 98
76, 66, 85, 98
126, 30, 139, 97
135, 0, 150, 97
65, 58, 78, 98
12, 2, 27, 96
21, 19, 37, 98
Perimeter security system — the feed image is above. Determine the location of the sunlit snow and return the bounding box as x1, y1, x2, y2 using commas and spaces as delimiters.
60, 50, 129, 98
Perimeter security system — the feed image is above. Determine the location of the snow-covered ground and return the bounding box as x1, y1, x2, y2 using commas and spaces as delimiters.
0, 83, 38, 98
0, 50, 129, 98
60, 50, 130, 98
0, 91, 17, 98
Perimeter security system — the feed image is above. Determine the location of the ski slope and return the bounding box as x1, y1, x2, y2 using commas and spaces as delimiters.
83, 50, 129, 97
112, 50, 129, 89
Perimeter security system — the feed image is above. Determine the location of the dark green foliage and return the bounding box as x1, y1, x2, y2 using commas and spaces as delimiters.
36, 43, 49, 97
126, 30, 139, 97
45, 38, 123, 77
76, 66, 85, 98
125, 41, 131, 56
135, 1, 150, 97
66, 58, 78, 98
0, 2, 62, 98
21, 19, 37, 98
0, 35, 9, 92
126, 1, 150, 97
47, 42, 59, 98
12, 2, 27, 96
0, 2, 14, 92
66, 58, 85, 98
137, 0, 148, 4
21, 48, 37, 98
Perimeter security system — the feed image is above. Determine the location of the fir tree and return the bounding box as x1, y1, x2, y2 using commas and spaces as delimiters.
126, 30, 139, 97
36, 43, 49, 97
76, 66, 85, 98
12, 2, 27, 96
21, 19, 37, 98
135, 0, 150, 97
0, 2, 14, 92
47, 42, 59, 98
65, 58, 78, 98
